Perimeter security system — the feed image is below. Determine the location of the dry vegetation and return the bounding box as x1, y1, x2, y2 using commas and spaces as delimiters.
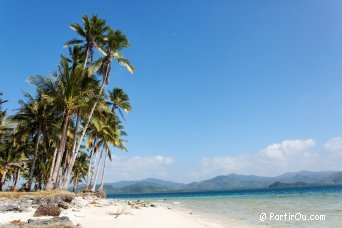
0, 190, 74, 199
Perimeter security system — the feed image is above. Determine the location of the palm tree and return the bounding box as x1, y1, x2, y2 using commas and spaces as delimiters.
98, 148, 109, 192
61, 94, 108, 190
88, 108, 115, 192
0, 93, 8, 140
0, 16, 135, 192
71, 151, 89, 193
98, 118, 127, 192
83, 137, 99, 191
33, 58, 98, 190
108, 88, 131, 121
70, 28, 134, 185
67, 45, 87, 70
0, 137, 26, 191
64, 15, 109, 68
83, 106, 111, 192
12, 91, 51, 191
91, 145, 105, 192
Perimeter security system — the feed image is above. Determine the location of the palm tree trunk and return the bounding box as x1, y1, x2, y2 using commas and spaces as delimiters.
49, 147, 58, 180
0, 169, 8, 191
91, 145, 104, 192
89, 145, 100, 189
46, 112, 70, 190
73, 171, 79, 193
84, 138, 98, 191
61, 111, 81, 189
27, 126, 41, 191
39, 172, 44, 190
11, 168, 20, 191
70, 62, 111, 184
84, 47, 90, 69
98, 148, 108, 192
56, 166, 64, 187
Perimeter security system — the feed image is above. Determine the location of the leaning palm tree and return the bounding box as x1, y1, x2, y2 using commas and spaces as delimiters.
98, 119, 127, 192
61, 95, 108, 190
89, 109, 115, 192
33, 58, 98, 190
91, 144, 105, 192
69, 28, 134, 186
71, 151, 89, 193
82, 105, 111, 191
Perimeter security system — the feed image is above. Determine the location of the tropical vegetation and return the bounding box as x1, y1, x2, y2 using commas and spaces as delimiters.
0, 15, 134, 192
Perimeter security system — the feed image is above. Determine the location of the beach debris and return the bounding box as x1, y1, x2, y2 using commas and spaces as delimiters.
2, 217, 76, 228
108, 208, 130, 218
9, 219, 24, 227
0, 204, 23, 212
89, 200, 97, 204
61, 194, 74, 203
0, 193, 74, 214
26, 216, 76, 227
58, 201, 70, 209
127, 200, 156, 209
71, 197, 88, 208
33, 205, 61, 217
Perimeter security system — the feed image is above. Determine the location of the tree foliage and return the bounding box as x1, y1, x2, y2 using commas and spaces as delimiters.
0, 15, 134, 192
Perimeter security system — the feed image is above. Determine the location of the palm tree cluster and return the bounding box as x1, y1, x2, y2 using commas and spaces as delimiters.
0, 15, 134, 193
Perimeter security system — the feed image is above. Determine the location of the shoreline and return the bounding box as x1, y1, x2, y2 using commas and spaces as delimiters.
0, 194, 257, 227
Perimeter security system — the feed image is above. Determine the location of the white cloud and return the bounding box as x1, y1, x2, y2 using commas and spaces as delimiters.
260, 139, 315, 160
324, 137, 342, 154
105, 155, 175, 181
199, 138, 342, 178
102, 138, 342, 183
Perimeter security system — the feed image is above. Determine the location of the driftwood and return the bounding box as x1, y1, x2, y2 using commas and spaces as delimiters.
108, 208, 131, 218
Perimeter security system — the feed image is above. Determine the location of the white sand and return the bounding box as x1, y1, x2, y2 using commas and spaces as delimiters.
0, 197, 258, 228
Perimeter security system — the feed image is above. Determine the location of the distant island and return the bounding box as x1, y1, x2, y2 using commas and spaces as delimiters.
268, 181, 311, 188
92, 170, 342, 194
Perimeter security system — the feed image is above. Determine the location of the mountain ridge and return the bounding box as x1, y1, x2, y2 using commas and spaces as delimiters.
101, 170, 342, 194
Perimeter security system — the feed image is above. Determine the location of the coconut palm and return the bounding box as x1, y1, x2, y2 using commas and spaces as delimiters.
33, 58, 98, 190
67, 45, 87, 70
11, 91, 52, 191
64, 15, 109, 68
61, 94, 108, 190
88, 108, 116, 192
71, 151, 89, 193
83, 137, 99, 191
108, 88, 131, 121
83, 107, 110, 192
0, 15, 135, 193
91, 145, 105, 192
0, 137, 26, 191
70, 28, 134, 185
0, 93, 8, 140
98, 118, 127, 192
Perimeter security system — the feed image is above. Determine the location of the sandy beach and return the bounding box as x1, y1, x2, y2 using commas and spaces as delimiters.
0, 196, 256, 228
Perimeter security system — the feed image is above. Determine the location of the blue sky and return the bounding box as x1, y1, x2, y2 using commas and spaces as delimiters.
1, 1, 342, 182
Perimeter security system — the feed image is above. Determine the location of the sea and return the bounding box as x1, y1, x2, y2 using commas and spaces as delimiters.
107, 185, 342, 227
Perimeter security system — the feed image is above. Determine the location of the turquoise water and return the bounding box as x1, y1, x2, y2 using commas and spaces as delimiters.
108, 185, 342, 227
